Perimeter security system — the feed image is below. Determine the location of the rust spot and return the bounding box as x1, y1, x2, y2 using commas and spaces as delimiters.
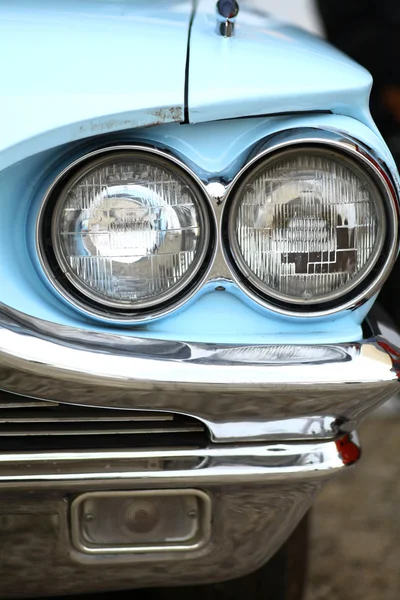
78, 118, 135, 135
335, 434, 361, 466
148, 106, 183, 126
76, 106, 183, 138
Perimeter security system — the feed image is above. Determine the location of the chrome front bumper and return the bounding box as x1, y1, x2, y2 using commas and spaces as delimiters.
0, 305, 399, 442
0, 437, 355, 597
0, 305, 398, 596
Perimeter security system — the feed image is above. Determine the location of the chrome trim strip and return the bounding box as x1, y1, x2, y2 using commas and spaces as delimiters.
216, 0, 240, 38
0, 304, 398, 443
0, 403, 205, 437
0, 437, 350, 486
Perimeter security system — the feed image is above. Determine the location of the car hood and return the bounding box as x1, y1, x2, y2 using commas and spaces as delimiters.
0, 0, 192, 162
0, 0, 375, 169
188, 0, 373, 124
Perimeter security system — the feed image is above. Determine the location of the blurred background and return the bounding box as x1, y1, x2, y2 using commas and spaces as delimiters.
251, 0, 322, 35
248, 2, 400, 599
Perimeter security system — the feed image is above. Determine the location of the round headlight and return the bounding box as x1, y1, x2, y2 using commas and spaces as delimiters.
227, 147, 387, 306
41, 149, 210, 313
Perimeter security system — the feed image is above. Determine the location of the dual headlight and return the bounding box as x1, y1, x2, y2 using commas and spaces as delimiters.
37, 138, 397, 321
43, 150, 210, 311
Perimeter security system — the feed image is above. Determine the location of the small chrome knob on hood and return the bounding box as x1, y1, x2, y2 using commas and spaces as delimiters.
216, 0, 239, 37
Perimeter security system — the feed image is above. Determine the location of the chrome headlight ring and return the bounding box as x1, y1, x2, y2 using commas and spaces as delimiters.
36, 130, 399, 323
36, 145, 215, 323
220, 128, 399, 317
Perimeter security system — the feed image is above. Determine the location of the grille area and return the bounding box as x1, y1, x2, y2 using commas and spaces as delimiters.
0, 392, 208, 451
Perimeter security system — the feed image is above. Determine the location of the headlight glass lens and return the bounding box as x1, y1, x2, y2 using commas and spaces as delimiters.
228, 148, 386, 305
50, 151, 209, 310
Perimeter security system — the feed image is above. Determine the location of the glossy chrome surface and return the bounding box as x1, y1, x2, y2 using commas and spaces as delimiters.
34, 130, 399, 323
0, 402, 205, 437
216, 0, 239, 19
0, 301, 398, 443
37, 146, 215, 322
216, 0, 239, 37
0, 437, 350, 484
0, 435, 350, 596
218, 128, 399, 317
218, 20, 234, 37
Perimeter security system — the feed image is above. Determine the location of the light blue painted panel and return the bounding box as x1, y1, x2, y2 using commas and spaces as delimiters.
189, 0, 374, 128
133, 114, 399, 186
0, 113, 394, 344
0, 0, 191, 168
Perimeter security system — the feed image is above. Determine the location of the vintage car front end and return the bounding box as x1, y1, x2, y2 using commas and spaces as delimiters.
0, 0, 399, 597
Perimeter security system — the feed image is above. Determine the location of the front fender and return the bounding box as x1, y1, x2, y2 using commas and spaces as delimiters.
188, 0, 373, 126
0, 0, 192, 168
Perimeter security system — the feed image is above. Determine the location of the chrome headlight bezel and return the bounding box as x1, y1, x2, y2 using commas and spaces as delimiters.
36, 130, 399, 324
36, 146, 214, 322
222, 133, 399, 316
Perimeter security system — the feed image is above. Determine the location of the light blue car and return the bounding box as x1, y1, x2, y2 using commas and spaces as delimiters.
0, 0, 399, 598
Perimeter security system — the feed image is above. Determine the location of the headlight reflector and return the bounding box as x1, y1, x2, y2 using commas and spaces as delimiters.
46, 150, 209, 311
228, 148, 386, 305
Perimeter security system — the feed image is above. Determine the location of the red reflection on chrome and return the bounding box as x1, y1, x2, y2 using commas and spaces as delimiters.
377, 340, 400, 359
377, 340, 400, 377
335, 434, 361, 466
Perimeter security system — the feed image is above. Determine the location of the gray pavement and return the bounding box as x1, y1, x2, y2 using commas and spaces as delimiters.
306, 415, 400, 600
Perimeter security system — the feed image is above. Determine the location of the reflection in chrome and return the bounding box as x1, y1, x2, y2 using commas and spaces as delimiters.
208, 344, 348, 364
0, 437, 352, 482
0, 435, 350, 595
209, 416, 340, 442
0, 303, 398, 442
216, 0, 239, 37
